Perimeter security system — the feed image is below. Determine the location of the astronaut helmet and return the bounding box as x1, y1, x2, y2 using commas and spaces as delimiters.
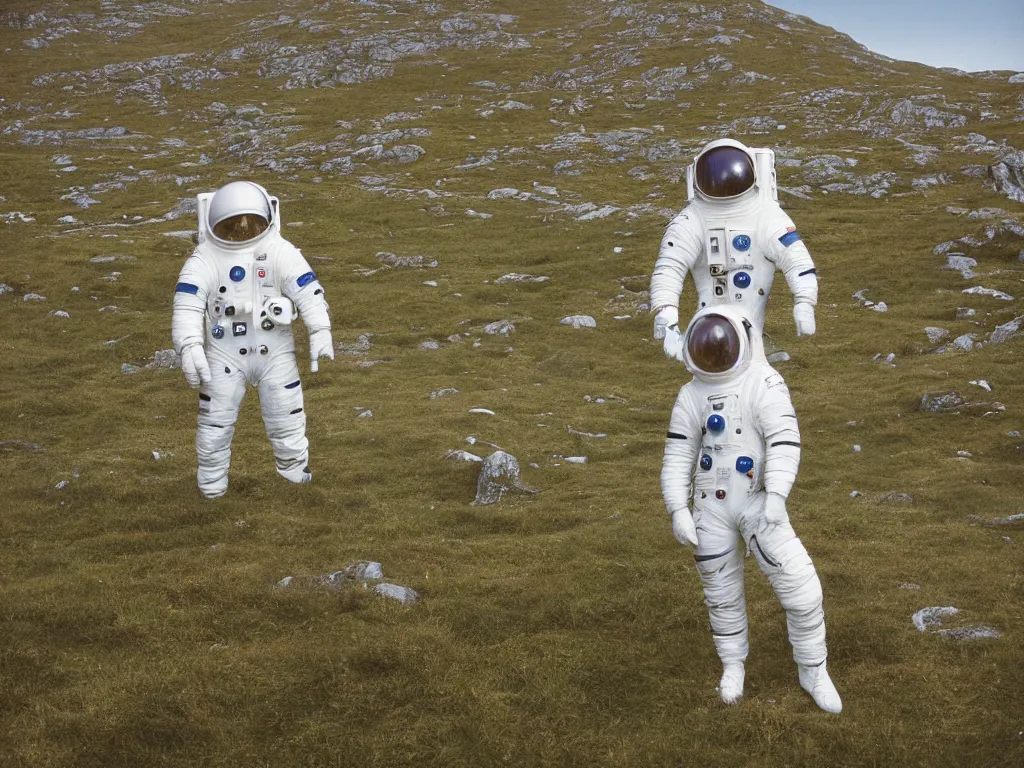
691, 138, 757, 201
681, 305, 755, 382
207, 181, 274, 247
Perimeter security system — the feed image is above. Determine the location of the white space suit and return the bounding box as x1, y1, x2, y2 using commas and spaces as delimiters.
651, 139, 819, 359
661, 305, 841, 713
171, 181, 334, 499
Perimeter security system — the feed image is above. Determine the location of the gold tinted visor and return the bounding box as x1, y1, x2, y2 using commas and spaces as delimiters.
212, 213, 269, 243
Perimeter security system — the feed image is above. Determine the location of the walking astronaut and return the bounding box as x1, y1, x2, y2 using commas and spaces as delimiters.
660, 305, 841, 713
650, 139, 819, 359
171, 181, 335, 498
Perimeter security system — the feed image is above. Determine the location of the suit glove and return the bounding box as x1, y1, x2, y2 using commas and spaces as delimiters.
180, 344, 211, 389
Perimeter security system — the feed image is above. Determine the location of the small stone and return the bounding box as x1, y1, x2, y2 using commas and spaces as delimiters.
483, 319, 515, 335
472, 450, 539, 505
956, 450, 972, 458
920, 392, 964, 412
912, 606, 959, 632
23, 293, 45, 302
418, 339, 440, 350
560, 315, 597, 329
52, 310, 70, 319
468, 408, 495, 416
767, 351, 790, 364
956, 307, 977, 319
871, 302, 888, 312
423, 280, 438, 287
924, 327, 950, 344
1008, 431, 1022, 438
121, 363, 142, 375
969, 380, 992, 392
357, 410, 374, 419
849, 490, 862, 498
445, 449, 483, 463
937, 626, 1003, 641
0, 440, 44, 452
373, 583, 420, 604
852, 445, 862, 453
55, 480, 70, 490
564, 456, 588, 464
430, 388, 459, 399
898, 582, 921, 590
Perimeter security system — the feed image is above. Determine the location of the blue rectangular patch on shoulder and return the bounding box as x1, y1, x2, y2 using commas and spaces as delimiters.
175, 282, 199, 294
296, 271, 317, 288
778, 230, 801, 248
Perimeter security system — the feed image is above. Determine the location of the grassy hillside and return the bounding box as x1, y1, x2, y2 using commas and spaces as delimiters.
1, 1, 1022, 765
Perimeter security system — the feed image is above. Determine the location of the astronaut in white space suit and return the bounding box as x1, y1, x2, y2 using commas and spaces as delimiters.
171, 181, 334, 499
650, 139, 819, 359
661, 305, 841, 713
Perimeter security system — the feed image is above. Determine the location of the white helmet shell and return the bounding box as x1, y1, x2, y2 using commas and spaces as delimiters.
207, 181, 274, 247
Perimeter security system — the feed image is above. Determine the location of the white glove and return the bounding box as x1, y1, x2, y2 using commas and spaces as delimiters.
793, 302, 816, 336
671, 508, 698, 547
762, 492, 789, 531
308, 329, 334, 373
653, 305, 679, 340
180, 344, 211, 389
663, 324, 686, 362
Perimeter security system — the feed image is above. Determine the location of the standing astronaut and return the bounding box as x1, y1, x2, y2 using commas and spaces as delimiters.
661, 305, 841, 713
171, 181, 335, 499
650, 138, 819, 358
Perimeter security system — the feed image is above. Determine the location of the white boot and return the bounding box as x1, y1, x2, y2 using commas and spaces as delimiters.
717, 662, 745, 705
278, 463, 312, 484
798, 662, 842, 713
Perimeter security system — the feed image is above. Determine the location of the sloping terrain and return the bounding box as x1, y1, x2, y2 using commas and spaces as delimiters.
1, 1, 1022, 765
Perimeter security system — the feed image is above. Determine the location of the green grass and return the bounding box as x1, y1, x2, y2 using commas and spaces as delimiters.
1, 0, 1023, 765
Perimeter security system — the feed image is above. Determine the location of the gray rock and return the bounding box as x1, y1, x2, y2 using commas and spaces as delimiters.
924, 327, 950, 344
494, 273, 549, 284
990, 316, 1024, 344
472, 450, 539, 506
23, 293, 45, 302
937, 626, 1003, 640
357, 410, 374, 419
52, 310, 70, 319
969, 512, 1024, 526
121, 363, 143, 375
920, 392, 964, 412
373, 583, 420, 604
376, 252, 437, 268
147, 349, 180, 370
418, 339, 440, 350
767, 351, 791, 364
962, 286, 1013, 301
430, 388, 459, 400
943, 253, 977, 279
0, 440, 44, 452
560, 315, 597, 329
912, 606, 959, 632
445, 449, 483, 463
483, 320, 515, 335
988, 150, 1024, 203
955, 307, 977, 319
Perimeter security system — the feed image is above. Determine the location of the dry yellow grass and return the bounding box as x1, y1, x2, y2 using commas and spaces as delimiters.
0, 1, 1022, 766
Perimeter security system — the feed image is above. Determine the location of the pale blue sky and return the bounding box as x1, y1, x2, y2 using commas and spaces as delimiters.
766, 0, 1024, 73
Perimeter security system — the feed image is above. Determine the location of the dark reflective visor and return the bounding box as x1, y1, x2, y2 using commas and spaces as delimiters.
213, 213, 269, 243
687, 314, 741, 373
695, 146, 755, 198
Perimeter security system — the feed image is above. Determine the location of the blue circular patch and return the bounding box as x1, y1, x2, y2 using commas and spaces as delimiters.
229, 266, 246, 282
707, 414, 726, 433
700, 455, 713, 471
733, 271, 751, 289
211, 324, 224, 339
732, 234, 751, 252
735, 456, 754, 473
